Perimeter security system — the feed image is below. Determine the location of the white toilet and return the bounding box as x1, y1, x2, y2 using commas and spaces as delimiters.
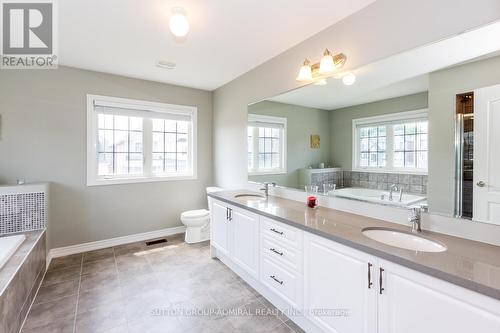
181, 187, 222, 243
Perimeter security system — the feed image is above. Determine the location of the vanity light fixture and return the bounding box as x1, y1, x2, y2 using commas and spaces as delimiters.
296, 49, 347, 83
296, 59, 313, 81
319, 49, 335, 74
169, 7, 190, 37
314, 78, 328, 86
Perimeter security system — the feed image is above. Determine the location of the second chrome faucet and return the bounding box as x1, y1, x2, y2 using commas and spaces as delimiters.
260, 182, 276, 197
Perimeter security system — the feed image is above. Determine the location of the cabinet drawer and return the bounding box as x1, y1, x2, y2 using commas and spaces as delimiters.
261, 217, 302, 249
261, 256, 302, 309
261, 236, 302, 272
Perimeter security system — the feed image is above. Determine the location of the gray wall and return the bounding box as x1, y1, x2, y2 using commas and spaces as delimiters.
428, 55, 500, 216
248, 101, 331, 188
0, 66, 213, 249
328, 92, 429, 169
213, 0, 500, 190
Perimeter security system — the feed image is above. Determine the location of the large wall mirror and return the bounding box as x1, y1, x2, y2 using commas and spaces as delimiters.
247, 22, 500, 224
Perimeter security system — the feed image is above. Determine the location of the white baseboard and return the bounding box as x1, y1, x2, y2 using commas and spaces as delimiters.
46, 226, 186, 268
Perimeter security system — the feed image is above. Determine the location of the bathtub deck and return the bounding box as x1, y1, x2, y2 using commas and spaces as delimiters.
0, 230, 45, 333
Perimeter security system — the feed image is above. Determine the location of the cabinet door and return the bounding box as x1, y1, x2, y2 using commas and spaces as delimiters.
378, 259, 500, 333
304, 233, 377, 333
210, 200, 230, 255
231, 207, 259, 278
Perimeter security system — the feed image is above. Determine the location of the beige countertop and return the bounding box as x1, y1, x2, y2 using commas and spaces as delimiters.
209, 190, 500, 300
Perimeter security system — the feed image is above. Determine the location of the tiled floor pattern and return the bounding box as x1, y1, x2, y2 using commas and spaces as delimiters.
21, 234, 305, 333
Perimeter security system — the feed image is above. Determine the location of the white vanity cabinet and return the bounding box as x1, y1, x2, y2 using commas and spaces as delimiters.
210, 199, 259, 279
260, 217, 304, 309
304, 234, 500, 333
210, 200, 231, 255
209, 198, 500, 333
377, 259, 500, 333
304, 233, 377, 333
231, 207, 260, 278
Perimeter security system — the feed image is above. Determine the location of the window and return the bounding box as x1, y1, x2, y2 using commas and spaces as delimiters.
359, 125, 386, 168
87, 95, 197, 185
353, 110, 428, 174
247, 114, 286, 175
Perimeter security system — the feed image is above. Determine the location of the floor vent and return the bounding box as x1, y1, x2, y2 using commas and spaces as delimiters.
146, 239, 168, 246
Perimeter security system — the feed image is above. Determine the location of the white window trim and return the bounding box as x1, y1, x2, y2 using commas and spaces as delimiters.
86, 94, 197, 186
352, 109, 428, 175
247, 114, 287, 176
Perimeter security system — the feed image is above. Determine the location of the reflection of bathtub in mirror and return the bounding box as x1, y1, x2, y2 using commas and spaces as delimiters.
333, 187, 426, 207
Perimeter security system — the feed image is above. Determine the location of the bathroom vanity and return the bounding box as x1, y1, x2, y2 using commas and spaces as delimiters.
208, 190, 500, 333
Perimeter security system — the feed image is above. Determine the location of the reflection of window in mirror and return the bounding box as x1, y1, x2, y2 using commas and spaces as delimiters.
247, 114, 287, 175
353, 110, 428, 174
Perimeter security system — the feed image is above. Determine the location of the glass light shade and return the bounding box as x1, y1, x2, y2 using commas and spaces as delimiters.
319, 54, 335, 74
314, 78, 327, 86
296, 63, 312, 81
342, 72, 356, 85
169, 10, 189, 37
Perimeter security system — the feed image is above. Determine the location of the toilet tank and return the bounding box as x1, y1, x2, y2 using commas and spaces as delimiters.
206, 187, 223, 210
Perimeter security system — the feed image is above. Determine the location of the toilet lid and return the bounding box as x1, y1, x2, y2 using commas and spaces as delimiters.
181, 209, 210, 219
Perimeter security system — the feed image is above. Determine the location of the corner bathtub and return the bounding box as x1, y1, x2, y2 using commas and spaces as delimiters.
0, 234, 26, 270
334, 187, 426, 207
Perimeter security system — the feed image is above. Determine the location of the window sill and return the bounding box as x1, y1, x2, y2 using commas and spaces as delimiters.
87, 174, 197, 186
248, 170, 287, 176
352, 168, 428, 175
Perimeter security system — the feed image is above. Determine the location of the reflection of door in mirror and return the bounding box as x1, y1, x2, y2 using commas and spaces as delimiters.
473, 84, 500, 224
455, 92, 474, 219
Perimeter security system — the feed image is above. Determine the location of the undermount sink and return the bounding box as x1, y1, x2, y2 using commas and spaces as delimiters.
362, 227, 447, 253
234, 193, 266, 201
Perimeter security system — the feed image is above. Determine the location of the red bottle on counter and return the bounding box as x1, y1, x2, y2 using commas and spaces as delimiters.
307, 195, 317, 208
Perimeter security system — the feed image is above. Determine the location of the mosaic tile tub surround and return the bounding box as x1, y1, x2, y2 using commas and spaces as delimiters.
309, 170, 427, 195
0, 185, 47, 235
343, 171, 427, 195
310, 170, 344, 189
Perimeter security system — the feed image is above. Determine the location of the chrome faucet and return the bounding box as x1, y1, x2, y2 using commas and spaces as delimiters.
260, 182, 276, 197
388, 184, 403, 202
409, 207, 422, 233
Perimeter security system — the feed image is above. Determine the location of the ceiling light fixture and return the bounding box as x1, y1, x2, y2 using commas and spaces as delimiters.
169, 7, 189, 37
342, 72, 356, 86
296, 49, 348, 84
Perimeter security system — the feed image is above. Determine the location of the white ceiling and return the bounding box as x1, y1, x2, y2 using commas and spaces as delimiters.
58, 0, 375, 91
270, 21, 500, 110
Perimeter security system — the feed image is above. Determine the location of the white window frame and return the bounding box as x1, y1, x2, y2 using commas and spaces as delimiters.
247, 114, 287, 176
86, 94, 197, 186
352, 109, 428, 175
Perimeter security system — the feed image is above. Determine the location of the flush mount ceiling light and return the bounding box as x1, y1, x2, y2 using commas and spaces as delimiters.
342, 72, 356, 85
169, 7, 189, 37
296, 49, 348, 84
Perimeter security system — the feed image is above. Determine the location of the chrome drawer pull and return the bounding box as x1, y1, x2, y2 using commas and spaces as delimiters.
270, 228, 284, 235
270, 248, 284, 256
270, 275, 284, 285
379, 267, 385, 294
367, 262, 373, 289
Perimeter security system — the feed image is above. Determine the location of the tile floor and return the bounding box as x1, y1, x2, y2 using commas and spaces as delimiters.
21, 234, 304, 333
